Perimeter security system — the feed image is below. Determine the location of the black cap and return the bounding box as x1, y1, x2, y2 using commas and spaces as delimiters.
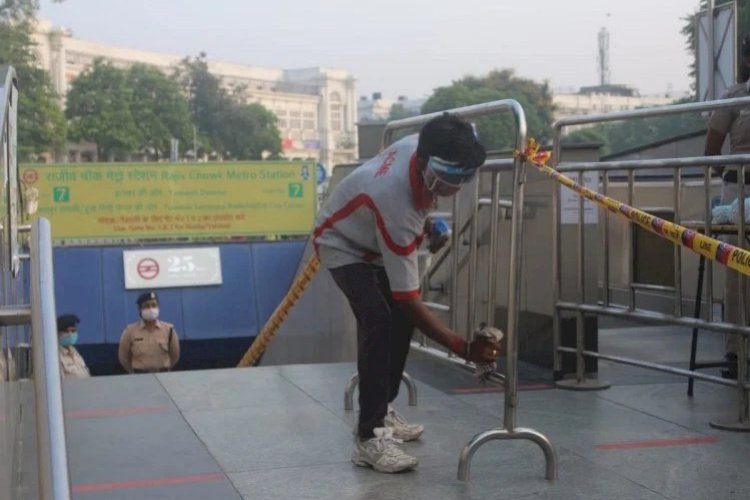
136, 291, 158, 307
57, 314, 79, 332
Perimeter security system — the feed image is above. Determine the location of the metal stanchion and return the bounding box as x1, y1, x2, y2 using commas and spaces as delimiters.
555, 169, 609, 391
457, 103, 557, 481
344, 372, 417, 412
711, 165, 750, 432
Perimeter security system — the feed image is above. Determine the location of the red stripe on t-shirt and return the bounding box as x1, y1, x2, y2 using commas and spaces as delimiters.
314, 193, 423, 256
392, 290, 420, 301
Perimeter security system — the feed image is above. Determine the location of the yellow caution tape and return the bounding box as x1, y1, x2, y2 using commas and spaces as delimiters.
237, 255, 321, 367
514, 138, 750, 277
240, 139, 750, 368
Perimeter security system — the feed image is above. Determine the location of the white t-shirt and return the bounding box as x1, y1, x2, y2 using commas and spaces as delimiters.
314, 135, 435, 300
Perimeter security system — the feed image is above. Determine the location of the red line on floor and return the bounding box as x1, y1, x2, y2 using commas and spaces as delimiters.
448, 383, 552, 394
595, 436, 718, 450
65, 405, 170, 419
449, 386, 504, 394
73, 472, 224, 493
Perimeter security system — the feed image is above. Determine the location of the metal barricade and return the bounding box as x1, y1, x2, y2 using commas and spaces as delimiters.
344, 372, 417, 411
551, 96, 750, 432
383, 100, 557, 481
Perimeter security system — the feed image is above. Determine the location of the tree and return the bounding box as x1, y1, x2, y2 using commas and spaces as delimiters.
66, 59, 140, 161
18, 66, 66, 160
388, 103, 418, 121
223, 103, 281, 159
421, 69, 555, 150
565, 98, 705, 156
175, 54, 281, 159
682, 0, 750, 97
126, 64, 193, 159
175, 54, 230, 156
0, 0, 67, 161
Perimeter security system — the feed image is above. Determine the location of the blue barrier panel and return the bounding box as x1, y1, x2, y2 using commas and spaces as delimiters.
181, 244, 259, 339
48, 241, 306, 372
251, 241, 307, 327
49, 241, 305, 343
53, 248, 106, 345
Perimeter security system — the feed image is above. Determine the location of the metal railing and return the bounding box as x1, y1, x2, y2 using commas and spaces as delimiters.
551, 95, 750, 431
0, 63, 71, 499
30, 218, 71, 499
383, 100, 557, 481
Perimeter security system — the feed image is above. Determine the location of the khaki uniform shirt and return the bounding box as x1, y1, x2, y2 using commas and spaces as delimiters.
118, 320, 180, 373
59, 346, 90, 379
709, 81, 750, 155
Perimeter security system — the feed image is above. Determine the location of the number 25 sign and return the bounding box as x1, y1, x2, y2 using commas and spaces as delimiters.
123, 247, 222, 290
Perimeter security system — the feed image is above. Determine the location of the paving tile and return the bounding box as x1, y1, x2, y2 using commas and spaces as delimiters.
62, 374, 174, 412
66, 411, 221, 485
182, 401, 353, 472
157, 366, 313, 412
276, 361, 446, 404
228, 447, 668, 500
72, 476, 242, 500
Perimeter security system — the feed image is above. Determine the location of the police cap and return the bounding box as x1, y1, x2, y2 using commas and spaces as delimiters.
136, 291, 158, 307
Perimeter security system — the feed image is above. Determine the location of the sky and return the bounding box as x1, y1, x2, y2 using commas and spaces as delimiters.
38, 0, 699, 99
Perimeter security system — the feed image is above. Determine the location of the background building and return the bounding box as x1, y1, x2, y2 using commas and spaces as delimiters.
552, 85, 679, 134
31, 19, 358, 168
357, 93, 425, 122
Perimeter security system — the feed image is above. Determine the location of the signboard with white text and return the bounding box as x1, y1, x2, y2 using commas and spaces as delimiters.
123, 247, 222, 289
560, 172, 599, 225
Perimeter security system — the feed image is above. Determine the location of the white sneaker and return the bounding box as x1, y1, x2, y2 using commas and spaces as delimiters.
351, 427, 418, 473
384, 404, 424, 441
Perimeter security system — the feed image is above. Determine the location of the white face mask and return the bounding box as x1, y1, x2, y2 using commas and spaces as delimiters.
141, 307, 159, 322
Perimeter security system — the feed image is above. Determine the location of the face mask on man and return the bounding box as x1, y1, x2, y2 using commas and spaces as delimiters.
59, 332, 78, 347
141, 307, 159, 322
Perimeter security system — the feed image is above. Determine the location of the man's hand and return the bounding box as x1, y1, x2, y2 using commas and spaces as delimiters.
428, 233, 450, 253
467, 336, 501, 363
424, 217, 450, 254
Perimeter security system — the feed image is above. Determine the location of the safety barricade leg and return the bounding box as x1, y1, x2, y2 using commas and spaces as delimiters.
343, 371, 418, 411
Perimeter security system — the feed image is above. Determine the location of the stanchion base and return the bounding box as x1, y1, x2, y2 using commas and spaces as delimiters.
709, 418, 750, 432
555, 378, 610, 391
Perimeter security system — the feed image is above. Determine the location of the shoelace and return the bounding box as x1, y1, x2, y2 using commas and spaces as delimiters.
373, 430, 405, 455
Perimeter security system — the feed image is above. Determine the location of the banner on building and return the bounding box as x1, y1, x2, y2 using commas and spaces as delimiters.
20, 162, 317, 244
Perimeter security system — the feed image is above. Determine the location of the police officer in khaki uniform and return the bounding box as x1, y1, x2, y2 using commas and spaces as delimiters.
118, 292, 180, 373
705, 33, 750, 377
57, 314, 90, 379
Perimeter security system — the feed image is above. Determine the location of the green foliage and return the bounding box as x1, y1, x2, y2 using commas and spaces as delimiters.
388, 103, 418, 121
18, 66, 66, 159
421, 69, 555, 150
0, 0, 67, 161
218, 103, 281, 159
67, 60, 205, 161
565, 99, 706, 156
0, 1, 43, 23
126, 64, 193, 159
66, 59, 140, 160
175, 54, 281, 159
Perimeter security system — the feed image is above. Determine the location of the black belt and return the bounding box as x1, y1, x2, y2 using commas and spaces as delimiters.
133, 368, 168, 374
722, 170, 750, 184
